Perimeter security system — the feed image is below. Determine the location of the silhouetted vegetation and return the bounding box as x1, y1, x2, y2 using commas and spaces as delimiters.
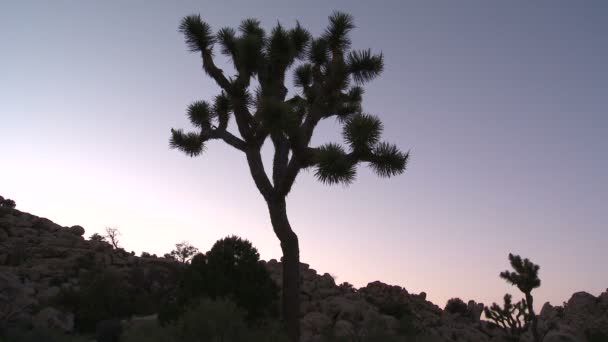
484, 293, 529, 339
88, 233, 105, 243
0, 196, 16, 217
54, 267, 133, 332
160, 236, 278, 325
170, 11, 408, 340
445, 298, 468, 316
103, 227, 121, 249
168, 241, 199, 263
0, 196, 16, 209
485, 254, 541, 341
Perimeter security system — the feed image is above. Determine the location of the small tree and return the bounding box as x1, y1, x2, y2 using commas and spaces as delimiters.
0, 195, 16, 209
499, 254, 541, 342
484, 293, 530, 339
445, 297, 468, 316
170, 241, 200, 263
162, 236, 278, 325
104, 227, 121, 249
170, 12, 408, 341
89, 233, 106, 243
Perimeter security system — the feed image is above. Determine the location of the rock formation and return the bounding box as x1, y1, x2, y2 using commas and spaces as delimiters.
1, 207, 606, 341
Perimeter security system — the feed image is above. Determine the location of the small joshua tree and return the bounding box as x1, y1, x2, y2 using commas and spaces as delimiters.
169, 241, 200, 263
484, 293, 530, 339
169, 12, 408, 341
498, 253, 541, 342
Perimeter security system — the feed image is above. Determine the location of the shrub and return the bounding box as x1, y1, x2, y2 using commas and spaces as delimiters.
160, 236, 279, 324
444, 298, 468, 316
54, 268, 133, 332
0, 196, 16, 209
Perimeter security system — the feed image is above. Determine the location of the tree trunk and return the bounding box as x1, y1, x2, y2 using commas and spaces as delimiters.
525, 292, 540, 342
268, 197, 300, 342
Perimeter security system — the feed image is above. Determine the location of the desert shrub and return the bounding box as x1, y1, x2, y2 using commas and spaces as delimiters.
126, 298, 286, 342
0, 196, 16, 209
160, 236, 279, 324
54, 268, 133, 332
444, 297, 468, 316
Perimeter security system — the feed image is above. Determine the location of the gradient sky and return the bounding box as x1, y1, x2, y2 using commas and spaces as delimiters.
1, 1, 607, 311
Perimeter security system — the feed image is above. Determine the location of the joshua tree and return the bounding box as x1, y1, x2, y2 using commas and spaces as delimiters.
499, 253, 541, 342
169, 241, 200, 263
170, 12, 408, 340
484, 293, 530, 339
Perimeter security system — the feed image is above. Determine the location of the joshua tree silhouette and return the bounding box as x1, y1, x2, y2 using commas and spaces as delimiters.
170, 12, 408, 341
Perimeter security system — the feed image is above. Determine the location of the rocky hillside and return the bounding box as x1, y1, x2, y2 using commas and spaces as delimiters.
1, 207, 607, 341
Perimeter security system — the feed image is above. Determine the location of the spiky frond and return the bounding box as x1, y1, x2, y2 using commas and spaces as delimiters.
343, 113, 383, 151
179, 15, 216, 52
169, 129, 205, 157
348, 49, 384, 84
289, 22, 311, 60
214, 92, 232, 128
324, 11, 355, 52
500, 254, 541, 294
268, 23, 294, 69
187, 101, 215, 128
314, 143, 356, 185
309, 38, 329, 66
347, 86, 364, 102
239, 18, 265, 40
217, 27, 237, 57
294, 64, 313, 88
370, 143, 408, 177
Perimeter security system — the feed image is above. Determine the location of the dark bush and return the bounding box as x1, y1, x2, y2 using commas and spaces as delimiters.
445, 297, 469, 316
160, 236, 279, 324
54, 268, 133, 332
0, 196, 16, 209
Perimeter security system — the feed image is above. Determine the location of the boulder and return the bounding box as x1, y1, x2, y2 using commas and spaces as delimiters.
68, 225, 85, 236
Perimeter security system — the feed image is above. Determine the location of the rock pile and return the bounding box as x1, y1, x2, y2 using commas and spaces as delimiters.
1, 207, 606, 341
0, 209, 180, 333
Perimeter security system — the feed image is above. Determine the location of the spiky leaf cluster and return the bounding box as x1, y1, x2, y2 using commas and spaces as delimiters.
314, 144, 356, 185
500, 253, 541, 294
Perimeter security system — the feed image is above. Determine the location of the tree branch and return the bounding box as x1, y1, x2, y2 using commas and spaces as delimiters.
272, 133, 290, 187
201, 51, 232, 92
246, 148, 274, 200
208, 128, 247, 152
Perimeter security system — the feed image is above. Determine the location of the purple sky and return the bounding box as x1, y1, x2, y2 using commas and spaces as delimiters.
1, 1, 607, 310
